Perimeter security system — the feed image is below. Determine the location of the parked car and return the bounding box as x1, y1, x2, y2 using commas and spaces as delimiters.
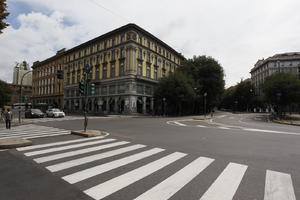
46, 108, 65, 118
25, 109, 45, 118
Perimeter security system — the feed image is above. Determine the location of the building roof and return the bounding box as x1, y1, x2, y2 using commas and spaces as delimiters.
32, 23, 185, 68
250, 52, 300, 73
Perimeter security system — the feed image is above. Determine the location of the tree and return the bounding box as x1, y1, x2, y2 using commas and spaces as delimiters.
180, 55, 225, 109
154, 71, 196, 115
221, 81, 255, 111
0, 0, 9, 33
262, 72, 300, 116
0, 79, 12, 107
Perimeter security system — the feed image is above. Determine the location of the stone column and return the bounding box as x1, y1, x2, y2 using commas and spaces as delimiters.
142, 96, 147, 114
129, 95, 137, 114
151, 97, 154, 115
106, 97, 109, 114
114, 97, 119, 113
125, 45, 137, 75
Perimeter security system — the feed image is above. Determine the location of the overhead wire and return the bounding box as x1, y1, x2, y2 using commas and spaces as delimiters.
87, 0, 131, 23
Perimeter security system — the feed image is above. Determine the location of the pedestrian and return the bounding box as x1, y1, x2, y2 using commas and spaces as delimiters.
4, 109, 13, 129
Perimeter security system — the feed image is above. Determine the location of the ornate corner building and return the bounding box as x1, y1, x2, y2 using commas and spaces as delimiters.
250, 52, 300, 96
31, 24, 184, 114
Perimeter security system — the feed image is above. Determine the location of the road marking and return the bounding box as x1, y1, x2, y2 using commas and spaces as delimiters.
242, 128, 300, 136
25, 138, 116, 156
173, 121, 187, 126
134, 156, 214, 200
218, 127, 230, 130
0, 130, 70, 137
17, 135, 105, 151
200, 162, 248, 200
62, 147, 165, 184
46, 144, 146, 172
84, 152, 186, 200
197, 125, 207, 128
24, 133, 70, 139
264, 170, 296, 200
34, 141, 129, 163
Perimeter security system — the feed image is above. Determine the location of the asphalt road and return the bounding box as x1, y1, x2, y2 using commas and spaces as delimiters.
0, 112, 299, 200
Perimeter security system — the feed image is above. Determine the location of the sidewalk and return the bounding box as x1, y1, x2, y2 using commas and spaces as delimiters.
272, 114, 300, 126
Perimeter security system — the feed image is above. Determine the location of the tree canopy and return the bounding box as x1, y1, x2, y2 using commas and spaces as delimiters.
0, 0, 9, 33
0, 79, 12, 107
180, 55, 225, 107
154, 71, 195, 115
262, 72, 300, 106
154, 55, 225, 115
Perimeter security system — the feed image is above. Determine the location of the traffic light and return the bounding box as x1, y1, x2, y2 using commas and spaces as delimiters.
79, 81, 85, 95
57, 70, 64, 79
89, 83, 95, 95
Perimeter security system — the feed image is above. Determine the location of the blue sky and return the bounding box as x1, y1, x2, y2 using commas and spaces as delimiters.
1, 0, 300, 87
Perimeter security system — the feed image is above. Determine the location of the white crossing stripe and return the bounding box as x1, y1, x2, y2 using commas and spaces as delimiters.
24, 132, 70, 139
46, 144, 146, 172
84, 152, 187, 200
0, 130, 70, 137
200, 162, 248, 200
25, 138, 116, 156
264, 170, 296, 200
63, 147, 165, 184
173, 122, 187, 126
34, 141, 129, 163
17, 136, 105, 151
134, 156, 214, 200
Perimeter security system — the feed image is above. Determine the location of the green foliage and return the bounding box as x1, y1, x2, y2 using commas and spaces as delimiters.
221, 80, 255, 111
262, 72, 300, 106
180, 55, 225, 107
154, 71, 196, 115
0, 0, 9, 33
0, 79, 12, 107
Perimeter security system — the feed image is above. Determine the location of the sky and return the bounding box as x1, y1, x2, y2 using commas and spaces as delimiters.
1, 0, 300, 87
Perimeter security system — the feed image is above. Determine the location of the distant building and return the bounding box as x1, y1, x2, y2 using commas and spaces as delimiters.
32, 23, 184, 113
13, 61, 32, 86
250, 52, 300, 95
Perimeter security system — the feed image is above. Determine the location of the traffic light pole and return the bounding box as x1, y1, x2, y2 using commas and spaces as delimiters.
83, 73, 88, 132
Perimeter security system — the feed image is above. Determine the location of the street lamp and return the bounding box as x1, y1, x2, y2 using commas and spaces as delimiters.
162, 97, 166, 116
203, 92, 207, 119
19, 70, 32, 123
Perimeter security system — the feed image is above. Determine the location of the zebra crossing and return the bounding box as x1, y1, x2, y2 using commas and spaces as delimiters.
17, 136, 297, 200
0, 124, 70, 139
22, 116, 104, 123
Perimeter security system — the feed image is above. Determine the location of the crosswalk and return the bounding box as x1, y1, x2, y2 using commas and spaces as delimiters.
0, 124, 70, 139
17, 136, 297, 200
22, 116, 103, 123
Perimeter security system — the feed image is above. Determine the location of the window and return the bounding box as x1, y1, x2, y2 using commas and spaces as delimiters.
137, 61, 143, 76
112, 38, 115, 46
111, 50, 116, 60
111, 64, 115, 78
146, 64, 151, 78
119, 61, 125, 76
95, 66, 99, 80
103, 66, 107, 79
120, 47, 125, 58
138, 48, 143, 60
147, 52, 151, 62
154, 69, 158, 80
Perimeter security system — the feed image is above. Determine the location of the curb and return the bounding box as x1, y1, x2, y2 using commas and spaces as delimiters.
71, 130, 106, 137
0, 137, 32, 149
273, 120, 300, 126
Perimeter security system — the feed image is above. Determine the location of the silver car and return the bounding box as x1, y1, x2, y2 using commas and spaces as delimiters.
46, 108, 65, 118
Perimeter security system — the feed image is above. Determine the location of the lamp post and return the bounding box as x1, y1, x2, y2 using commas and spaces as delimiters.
19, 70, 32, 123
203, 92, 207, 119
162, 97, 166, 116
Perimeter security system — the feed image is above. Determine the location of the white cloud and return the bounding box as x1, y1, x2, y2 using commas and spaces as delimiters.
2, 0, 300, 87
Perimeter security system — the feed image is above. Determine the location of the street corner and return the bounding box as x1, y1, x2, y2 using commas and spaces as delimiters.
70, 129, 107, 137
0, 137, 32, 149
